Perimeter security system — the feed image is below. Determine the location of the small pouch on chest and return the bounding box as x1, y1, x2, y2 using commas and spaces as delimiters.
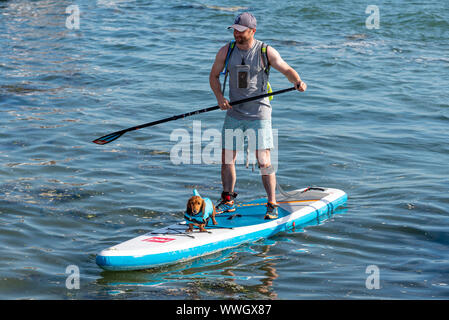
236, 64, 250, 89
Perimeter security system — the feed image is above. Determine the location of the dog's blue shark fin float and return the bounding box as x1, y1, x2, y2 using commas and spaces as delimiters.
192, 189, 200, 197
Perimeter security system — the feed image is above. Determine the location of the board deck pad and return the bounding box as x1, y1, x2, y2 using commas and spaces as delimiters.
208, 198, 321, 229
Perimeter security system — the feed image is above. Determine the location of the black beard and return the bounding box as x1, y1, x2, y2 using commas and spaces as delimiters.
236, 37, 248, 44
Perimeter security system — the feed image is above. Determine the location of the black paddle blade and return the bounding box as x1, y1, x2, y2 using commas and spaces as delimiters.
92, 131, 125, 145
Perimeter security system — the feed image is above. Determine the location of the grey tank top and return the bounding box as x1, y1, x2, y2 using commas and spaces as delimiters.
226, 39, 271, 120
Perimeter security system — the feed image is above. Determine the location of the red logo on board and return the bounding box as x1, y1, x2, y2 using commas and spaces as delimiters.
142, 236, 175, 243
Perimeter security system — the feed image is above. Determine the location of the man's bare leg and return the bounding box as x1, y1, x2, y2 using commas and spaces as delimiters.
256, 149, 276, 204
221, 148, 237, 193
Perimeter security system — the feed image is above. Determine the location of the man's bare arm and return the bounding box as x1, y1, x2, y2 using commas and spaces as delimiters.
209, 44, 233, 109
267, 46, 307, 92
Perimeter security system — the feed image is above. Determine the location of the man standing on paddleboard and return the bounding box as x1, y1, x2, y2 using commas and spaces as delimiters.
210, 12, 307, 219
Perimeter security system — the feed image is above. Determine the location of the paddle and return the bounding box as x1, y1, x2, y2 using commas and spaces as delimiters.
92, 86, 297, 145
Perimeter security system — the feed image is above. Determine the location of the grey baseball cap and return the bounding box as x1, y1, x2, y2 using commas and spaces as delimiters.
228, 12, 257, 32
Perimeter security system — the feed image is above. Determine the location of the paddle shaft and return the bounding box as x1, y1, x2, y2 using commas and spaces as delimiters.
93, 86, 297, 144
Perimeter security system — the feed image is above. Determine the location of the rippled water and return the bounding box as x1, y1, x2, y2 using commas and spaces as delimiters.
1, 0, 448, 299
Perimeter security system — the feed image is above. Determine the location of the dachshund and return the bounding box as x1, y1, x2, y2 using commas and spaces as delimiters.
184, 195, 218, 232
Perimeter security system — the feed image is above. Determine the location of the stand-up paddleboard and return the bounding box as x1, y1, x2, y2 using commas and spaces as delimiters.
96, 187, 347, 271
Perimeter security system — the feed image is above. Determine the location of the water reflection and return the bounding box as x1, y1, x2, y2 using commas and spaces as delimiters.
1, 0, 85, 99
96, 244, 281, 299
96, 208, 348, 299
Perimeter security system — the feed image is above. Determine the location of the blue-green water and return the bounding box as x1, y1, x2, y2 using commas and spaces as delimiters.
1, 0, 448, 299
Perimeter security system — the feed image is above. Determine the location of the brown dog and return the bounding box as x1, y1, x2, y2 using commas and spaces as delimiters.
185, 195, 217, 232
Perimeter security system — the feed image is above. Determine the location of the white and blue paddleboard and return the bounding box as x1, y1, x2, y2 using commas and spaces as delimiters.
96, 187, 347, 271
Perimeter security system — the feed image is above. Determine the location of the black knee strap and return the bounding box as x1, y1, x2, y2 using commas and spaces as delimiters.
221, 191, 238, 201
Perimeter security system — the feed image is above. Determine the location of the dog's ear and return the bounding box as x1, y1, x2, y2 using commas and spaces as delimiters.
200, 198, 206, 214
186, 198, 192, 214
